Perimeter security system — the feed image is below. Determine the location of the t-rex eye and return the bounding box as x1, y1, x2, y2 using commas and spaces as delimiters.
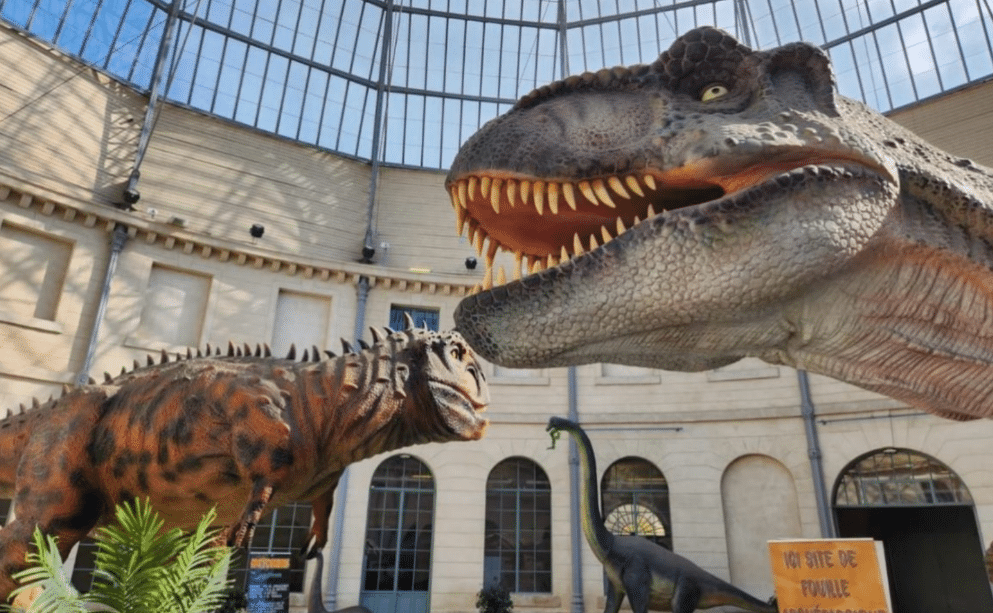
700, 84, 729, 102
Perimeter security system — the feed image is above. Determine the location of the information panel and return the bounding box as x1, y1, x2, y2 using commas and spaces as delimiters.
246, 554, 292, 613
768, 538, 892, 613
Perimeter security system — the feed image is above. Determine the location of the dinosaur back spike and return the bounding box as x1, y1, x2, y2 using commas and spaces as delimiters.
403, 312, 415, 329
88, 377, 95, 385
370, 327, 385, 343
358, 339, 371, 350
133, 360, 141, 371
243, 343, 252, 356
302, 348, 310, 362
384, 325, 396, 335
341, 339, 355, 354
311, 345, 320, 361
120, 366, 127, 375
32, 397, 40, 409
186, 348, 193, 359
286, 344, 297, 360
196, 348, 203, 358
104, 372, 113, 383
263, 343, 272, 357
146, 354, 155, 367
61, 384, 70, 396
160, 349, 169, 364
228, 341, 236, 357
206, 343, 213, 356
324, 350, 337, 359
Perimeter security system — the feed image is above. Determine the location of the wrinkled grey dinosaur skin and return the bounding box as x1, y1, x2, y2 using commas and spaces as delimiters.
447, 27, 993, 422
547, 417, 777, 613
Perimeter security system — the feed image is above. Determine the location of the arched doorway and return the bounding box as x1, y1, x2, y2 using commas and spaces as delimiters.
360, 455, 436, 613
834, 447, 992, 613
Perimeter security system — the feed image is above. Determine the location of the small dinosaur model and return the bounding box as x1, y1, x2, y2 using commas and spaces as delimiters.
447, 26, 993, 422
547, 416, 777, 613
0, 322, 489, 605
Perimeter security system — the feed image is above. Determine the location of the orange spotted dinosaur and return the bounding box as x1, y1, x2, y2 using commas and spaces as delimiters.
0, 321, 489, 604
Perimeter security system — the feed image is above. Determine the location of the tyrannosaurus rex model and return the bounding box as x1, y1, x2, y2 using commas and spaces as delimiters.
547, 417, 776, 613
0, 322, 489, 606
446, 26, 993, 422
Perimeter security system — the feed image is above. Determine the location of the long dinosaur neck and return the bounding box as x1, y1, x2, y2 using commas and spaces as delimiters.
562, 423, 616, 562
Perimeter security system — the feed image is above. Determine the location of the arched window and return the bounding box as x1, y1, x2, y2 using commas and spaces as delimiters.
835, 447, 972, 506
484, 458, 551, 592
361, 454, 436, 608
601, 457, 671, 550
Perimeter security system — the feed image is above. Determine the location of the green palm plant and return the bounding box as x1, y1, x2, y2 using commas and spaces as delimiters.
3, 498, 233, 613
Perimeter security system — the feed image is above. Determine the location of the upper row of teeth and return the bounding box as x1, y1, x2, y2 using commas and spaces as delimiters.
448, 173, 660, 220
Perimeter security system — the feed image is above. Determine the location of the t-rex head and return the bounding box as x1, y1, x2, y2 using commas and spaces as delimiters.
445, 26, 903, 372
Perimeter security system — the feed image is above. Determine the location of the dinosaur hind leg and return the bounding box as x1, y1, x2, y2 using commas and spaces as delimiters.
302, 473, 342, 559
229, 479, 275, 547
670, 577, 702, 613
0, 514, 91, 606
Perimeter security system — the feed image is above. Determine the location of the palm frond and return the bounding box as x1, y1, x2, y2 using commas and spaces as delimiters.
1, 529, 87, 613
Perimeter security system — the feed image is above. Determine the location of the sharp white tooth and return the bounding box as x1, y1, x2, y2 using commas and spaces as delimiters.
547, 253, 558, 268
496, 266, 507, 285
530, 258, 543, 273
487, 238, 499, 261
548, 182, 560, 214
578, 180, 598, 205
481, 176, 492, 198
633, 215, 641, 225
643, 174, 657, 190
520, 180, 532, 206
625, 175, 645, 197
468, 176, 479, 199
506, 179, 517, 208
589, 234, 599, 250
533, 181, 545, 215
560, 245, 570, 261
473, 230, 485, 255
469, 284, 481, 295
601, 225, 613, 243
616, 217, 627, 234
573, 233, 584, 255
592, 179, 616, 208
449, 186, 459, 209
647, 203, 657, 218
608, 176, 631, 199
456, 204, 467, 235
485, 248, 496, 272
458, 181, 468, 208
490, 178, 502, 213
482, 267, 493, 290
513, 252, 523, 280
562, 182, 577, 210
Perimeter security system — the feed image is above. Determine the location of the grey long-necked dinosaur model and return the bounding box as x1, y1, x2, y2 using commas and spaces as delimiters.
547, 417, 777, 613
449, 26, 993, 422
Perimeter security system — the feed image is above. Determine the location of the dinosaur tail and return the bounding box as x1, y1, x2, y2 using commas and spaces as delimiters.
699, 578, 778, 613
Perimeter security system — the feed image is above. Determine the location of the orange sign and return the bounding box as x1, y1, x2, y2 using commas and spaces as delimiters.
250, 556, 291, 569
768, 539, 892, 613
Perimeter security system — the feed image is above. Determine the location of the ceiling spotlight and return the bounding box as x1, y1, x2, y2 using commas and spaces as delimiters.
250, 223, 265, 238
465, 256, 477, 270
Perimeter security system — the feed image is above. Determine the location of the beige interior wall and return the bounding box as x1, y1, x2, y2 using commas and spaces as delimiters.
1, 20, 993, 613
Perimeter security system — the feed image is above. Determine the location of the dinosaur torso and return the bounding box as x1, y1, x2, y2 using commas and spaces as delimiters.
447, 27, 993, 421
0, 326, 488, 604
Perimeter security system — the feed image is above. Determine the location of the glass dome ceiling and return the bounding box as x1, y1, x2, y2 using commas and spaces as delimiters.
2, 0, 992, 171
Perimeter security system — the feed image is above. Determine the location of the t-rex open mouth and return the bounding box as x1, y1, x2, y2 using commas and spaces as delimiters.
446, 150, 886, 291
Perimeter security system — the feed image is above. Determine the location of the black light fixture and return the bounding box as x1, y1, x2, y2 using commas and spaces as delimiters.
250, 223, 265, 238
361, 245, 376, 263
465, 256, 477, 270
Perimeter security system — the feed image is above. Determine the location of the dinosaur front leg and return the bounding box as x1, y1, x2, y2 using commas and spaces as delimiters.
0, 519, 35, 605
602, 580, 626, 613
229, 479, 275, 547
302, 472, 343, 559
